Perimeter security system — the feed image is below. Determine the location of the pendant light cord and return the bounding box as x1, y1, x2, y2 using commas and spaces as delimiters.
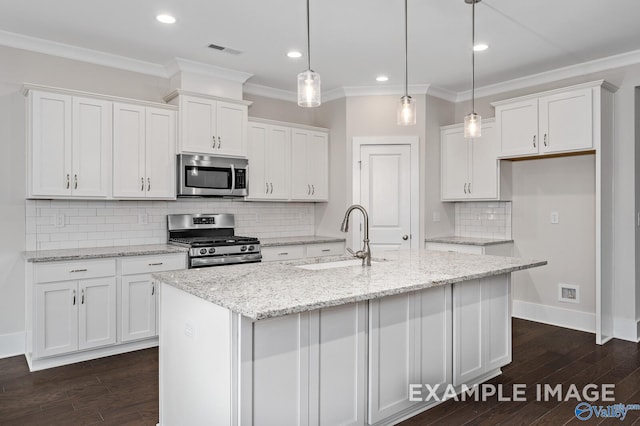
404, 0, 408, 97
307, 0, 311, 71
471, 0, 475, 113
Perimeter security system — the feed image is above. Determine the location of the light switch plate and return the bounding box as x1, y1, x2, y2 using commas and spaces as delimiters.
138, 213, 148, 225
432, 211, 441, 223
550, 211, 559, 224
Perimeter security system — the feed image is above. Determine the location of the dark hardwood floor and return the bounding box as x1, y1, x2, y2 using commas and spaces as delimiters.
0, 319, 638, 425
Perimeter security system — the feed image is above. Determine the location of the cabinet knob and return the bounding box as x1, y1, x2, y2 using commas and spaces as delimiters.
402, 235, 409, 241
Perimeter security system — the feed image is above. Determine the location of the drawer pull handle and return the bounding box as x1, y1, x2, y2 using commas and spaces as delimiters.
72, 289, 76, 305
69, 269, 88, 273
81, 289, 85, 305
321, 249, 331, 252
148, 262, 164, 266
278, 252, 289, 256
152, 283, 155, 296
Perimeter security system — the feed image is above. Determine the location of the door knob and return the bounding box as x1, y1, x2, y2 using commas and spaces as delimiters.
402, 235, 409, 241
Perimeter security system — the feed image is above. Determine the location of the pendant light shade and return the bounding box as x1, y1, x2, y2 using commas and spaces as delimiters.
398, 95, 416, 126
464, 0, 481, 138
298, 69, 321, 107
298, 0, 321, 107
397, 0, 416, 126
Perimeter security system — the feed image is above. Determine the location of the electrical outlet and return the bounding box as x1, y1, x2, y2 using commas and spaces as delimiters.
137, 213, 148, 225
432, 211, 441, 223
558, 284, 579, 304
184, 323, 195, 338
550, 211, 559, 224
54, 214, 65, 228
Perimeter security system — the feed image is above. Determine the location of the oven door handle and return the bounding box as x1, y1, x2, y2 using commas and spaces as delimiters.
230, 163, 236, 194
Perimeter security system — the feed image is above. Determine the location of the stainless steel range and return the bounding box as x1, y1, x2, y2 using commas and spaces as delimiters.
168, 213, 261, 268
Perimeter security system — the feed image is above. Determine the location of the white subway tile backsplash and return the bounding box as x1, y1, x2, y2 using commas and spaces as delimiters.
454, 201, 512, 239
26, 199, 316, 250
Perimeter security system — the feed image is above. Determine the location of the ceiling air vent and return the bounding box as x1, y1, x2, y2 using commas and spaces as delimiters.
207, 44, 242, 55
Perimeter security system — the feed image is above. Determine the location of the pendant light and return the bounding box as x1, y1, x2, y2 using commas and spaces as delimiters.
464, 0, 481, 138
397, 0, 416, 126
297, 0, 321, 107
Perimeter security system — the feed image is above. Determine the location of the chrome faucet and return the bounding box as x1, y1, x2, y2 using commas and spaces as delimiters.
340, 204, 372, 266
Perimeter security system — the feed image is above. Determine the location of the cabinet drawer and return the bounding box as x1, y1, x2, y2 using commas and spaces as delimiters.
120, 254, 186, 275
34, 259, 116, 283
306, 242, 345, 258
425, 242, 484, 255
261, 246, 305, 262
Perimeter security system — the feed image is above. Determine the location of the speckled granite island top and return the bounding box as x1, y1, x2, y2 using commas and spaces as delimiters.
24, 244, 188, 262
425, 236, 514, 246
260, 235, 346, 247
154, 249, 545, 321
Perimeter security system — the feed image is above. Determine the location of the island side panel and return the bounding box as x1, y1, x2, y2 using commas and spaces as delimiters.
160, 283, 233, 426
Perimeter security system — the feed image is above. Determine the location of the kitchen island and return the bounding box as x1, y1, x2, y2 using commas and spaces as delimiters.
154, 249, 545, 426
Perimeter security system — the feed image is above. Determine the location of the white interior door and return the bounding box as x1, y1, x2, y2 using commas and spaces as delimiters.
359, 144, 412, 251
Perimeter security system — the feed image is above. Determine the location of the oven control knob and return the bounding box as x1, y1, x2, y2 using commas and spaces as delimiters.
199, 248, 207, 255
248, 245, 255, 251
240, 245, 247, 252
208, 248, 216, 254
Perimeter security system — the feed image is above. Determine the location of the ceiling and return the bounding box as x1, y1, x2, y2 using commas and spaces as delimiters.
1, 0, 640, 97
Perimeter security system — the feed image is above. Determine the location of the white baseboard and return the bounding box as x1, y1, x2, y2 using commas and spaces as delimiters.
0, 332, 25, 359
512, 300, 595, 334
637, 320, 640, 343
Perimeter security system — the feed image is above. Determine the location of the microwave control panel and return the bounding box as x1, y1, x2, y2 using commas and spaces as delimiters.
235, 169, 247, 189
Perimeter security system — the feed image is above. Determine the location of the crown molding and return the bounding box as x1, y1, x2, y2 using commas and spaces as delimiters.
426, 85, 458, 103
342, 84, 431, 98
0, 29, 167, 78
456, 48, 640, 102
323, 87, 346, 103
165, 57, 252, 83
243, 82, 297, 103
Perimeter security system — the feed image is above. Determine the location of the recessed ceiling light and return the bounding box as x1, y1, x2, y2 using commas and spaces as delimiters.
287, 51, 302, 58
473, 43, 488, 52
376, 75, 389, 82
156, 14, 176, 24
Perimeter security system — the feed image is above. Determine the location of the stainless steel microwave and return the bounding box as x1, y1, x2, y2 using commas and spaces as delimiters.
177, 154, 248, 197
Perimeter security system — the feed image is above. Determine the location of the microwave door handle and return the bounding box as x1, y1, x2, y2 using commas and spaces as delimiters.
230, 164, 236, 193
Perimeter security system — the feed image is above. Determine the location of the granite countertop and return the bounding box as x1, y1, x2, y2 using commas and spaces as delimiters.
24, 244, 188, 263
425, 236, 514, 246
154, 249, 545, 321
260, 235, 346, 247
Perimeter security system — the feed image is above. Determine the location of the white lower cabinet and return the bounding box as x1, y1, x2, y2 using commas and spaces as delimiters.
453, 275, 511, 386
27, 253, 186, 370
35, 275, 116, 359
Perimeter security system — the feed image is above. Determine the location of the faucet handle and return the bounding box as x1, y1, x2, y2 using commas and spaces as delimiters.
346, 247, 356, 257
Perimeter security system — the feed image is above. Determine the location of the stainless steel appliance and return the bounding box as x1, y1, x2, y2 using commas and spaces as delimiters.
168, 213, 261, 268
177, 154, 248, 197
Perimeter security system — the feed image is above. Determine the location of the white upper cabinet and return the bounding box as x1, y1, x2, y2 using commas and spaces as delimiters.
494, 82, 599, 158
291, 129, 328, 201
170, 92, 249, 157
29, 91, 111, 198
441, 119, 502, 201
247, 121, 290, 200
247, 118, 328, 202
113, 103, 176, 199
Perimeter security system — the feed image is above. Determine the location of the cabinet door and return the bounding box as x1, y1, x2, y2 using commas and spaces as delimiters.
441, 127, 469, 200
419, 285, 452, 402
35, 281, 78, 358
483, 275, 511, 371
307, 132, 328, 200
180, 96, 216, 154
216, 101, 247, 157
121, 274, 157, 342
266, 125, 291, 200
113, 103, 146, 198
453, 280, 484, 386
496, 99, 538, 158
145, 107, 176, 198
539, 88, 593, 154
469, 121, 498, 200
253, 313, 310, 426
291, 129, 311, 200
368, 293, 420, 424
78, 277, 116, 350
30, 91, 72, 197
247, 123, 268, 199
71, 97, 112, 197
